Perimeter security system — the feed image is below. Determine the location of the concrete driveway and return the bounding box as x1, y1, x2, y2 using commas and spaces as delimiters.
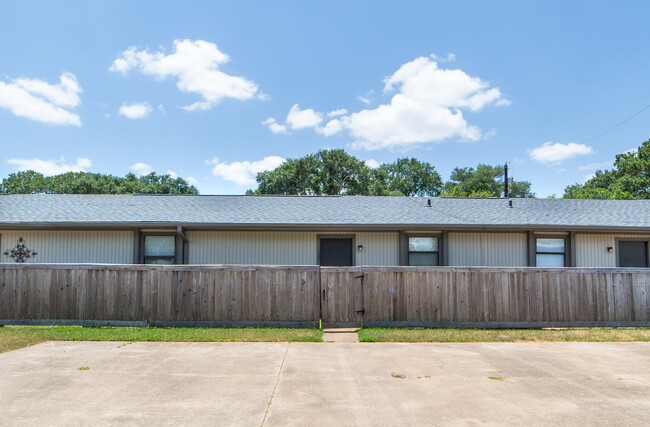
1, 341, 649, 426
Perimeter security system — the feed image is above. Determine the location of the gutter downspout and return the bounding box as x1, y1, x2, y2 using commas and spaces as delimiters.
177, 226, 189, 264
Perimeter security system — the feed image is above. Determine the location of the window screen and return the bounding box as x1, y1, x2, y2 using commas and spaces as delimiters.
144, 235, 176, 264
408, 237, 439, 266
536, 238, 565, 267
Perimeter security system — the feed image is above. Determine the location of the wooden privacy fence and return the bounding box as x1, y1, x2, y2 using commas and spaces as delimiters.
321, 267, 650, 327
1, 264, 649, 327
0, 264, 320, 327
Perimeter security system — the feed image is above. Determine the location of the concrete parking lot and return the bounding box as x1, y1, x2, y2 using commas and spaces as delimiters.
1, 341, 649, 426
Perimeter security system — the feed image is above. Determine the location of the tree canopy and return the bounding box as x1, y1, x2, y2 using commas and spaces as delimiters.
247, 149, 443, 196
563, 139, 650, 200
378, 157, 442, 196
249, 149, 382, 195
248, 149, 530, 198
441, 164, 534, 198
1, 171, 199, 195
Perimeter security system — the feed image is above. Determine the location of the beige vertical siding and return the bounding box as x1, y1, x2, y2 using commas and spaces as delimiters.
576, 234, 650, 267
0, 230, 133, 264
187, 231, 399, 266
448, 232, 527, 266
350, 232, 399, 266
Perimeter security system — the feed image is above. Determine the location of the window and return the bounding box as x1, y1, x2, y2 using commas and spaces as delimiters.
536, 238, 565, 267
408, 237, 439, 266
618, 241, 648, 267
143, 235, 176, 264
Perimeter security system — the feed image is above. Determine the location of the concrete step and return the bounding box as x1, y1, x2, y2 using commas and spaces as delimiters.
322, 328, 359, 343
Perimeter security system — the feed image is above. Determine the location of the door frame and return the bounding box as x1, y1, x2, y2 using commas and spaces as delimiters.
317, 234, 356, 266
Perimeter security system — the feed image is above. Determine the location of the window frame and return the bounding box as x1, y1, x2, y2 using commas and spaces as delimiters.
407, 235, 440, 267
139, 232, 180, 265
534, 236, 567, 267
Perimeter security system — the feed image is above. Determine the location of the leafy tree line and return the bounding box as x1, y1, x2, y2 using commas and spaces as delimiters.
0, 171, 198, 194
563, 139, 650, 199
8, 139, 645, 198
247, 149, 534, 197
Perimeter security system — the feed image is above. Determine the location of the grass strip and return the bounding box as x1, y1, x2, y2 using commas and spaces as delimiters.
358, 327, 650, 343
0, 325, 322, 353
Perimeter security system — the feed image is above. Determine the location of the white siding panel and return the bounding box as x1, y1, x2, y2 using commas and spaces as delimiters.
448, 232, 527, 266
0, 230, 133, 264
187, 231, 399, 266
576, 234, 650, 267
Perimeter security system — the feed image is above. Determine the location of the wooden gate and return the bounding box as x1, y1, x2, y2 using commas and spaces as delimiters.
320, 267, 364, 327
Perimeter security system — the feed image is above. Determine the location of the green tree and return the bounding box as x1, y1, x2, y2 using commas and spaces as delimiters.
250, 149, 392, 195
0, 171, 49, 194
563, 139, 650, 199
1, 171, 199, 194
441, 164, 534, 198
379, 158, 442, 196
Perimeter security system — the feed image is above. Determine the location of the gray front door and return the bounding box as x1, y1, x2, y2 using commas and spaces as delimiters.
619, 241, 648, 267
320, 238, 353, 266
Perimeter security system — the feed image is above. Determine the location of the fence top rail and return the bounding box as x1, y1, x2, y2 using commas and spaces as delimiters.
0, 263, 321, 272
0, 263, 648, 274
322, 266, 650, 274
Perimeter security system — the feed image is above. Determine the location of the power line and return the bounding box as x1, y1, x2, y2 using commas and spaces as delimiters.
580, 103, 650, 144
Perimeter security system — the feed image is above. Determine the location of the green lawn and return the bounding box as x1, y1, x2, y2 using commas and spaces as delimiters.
0, 325, 322, 353
358, 327, 650, 342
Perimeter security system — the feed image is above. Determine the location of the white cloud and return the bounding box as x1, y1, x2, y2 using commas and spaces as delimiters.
578, 161, 612, 171
130, 162, 154, 175
110, 39, 259, 111
529, 142, 594, 164
495, 99, 512, 106
158, 104, 166, 114
7, 156, 91, 175
327, 108, 348, 117
430, 53, 456, 63
356, 89, 374, 105
166, 170, 197, 185
262, 117, 288, 134
286, 104, 322, 129
0, 72, 82, 125
365, 159, 381, 168
119, 102, 152, 119
344, 56, 505, 150
483, 129, 497, 139
357, 95, 371, 105
208, 155, 285, 185
262, 56, 508, 151
315, 119, 343, 136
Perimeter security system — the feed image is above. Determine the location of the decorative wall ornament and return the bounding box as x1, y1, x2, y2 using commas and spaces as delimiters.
3, 237, 38, 263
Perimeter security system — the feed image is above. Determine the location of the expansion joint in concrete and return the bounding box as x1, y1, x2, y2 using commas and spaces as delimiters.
260, 342, 290, 426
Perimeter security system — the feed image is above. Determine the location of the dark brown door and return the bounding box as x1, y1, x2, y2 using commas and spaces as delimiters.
320, 238, 353, 266
619, 241, 648, 267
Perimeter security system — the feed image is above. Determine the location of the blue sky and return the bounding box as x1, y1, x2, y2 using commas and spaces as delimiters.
0, 1, 649, 197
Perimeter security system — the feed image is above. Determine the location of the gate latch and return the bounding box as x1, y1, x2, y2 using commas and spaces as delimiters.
355, 308, 365, 314
355, 274, 364, 279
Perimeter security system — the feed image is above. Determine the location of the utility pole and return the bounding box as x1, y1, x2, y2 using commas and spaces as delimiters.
504, 162, 509, 198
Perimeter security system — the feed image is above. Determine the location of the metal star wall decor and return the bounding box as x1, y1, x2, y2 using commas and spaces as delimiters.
3, 237, 38, 263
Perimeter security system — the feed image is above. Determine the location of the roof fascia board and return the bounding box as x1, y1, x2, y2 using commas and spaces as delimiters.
1, 222, 650, 233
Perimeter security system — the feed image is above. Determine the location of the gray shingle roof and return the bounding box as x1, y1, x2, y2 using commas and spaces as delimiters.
1, 194, 649, 231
